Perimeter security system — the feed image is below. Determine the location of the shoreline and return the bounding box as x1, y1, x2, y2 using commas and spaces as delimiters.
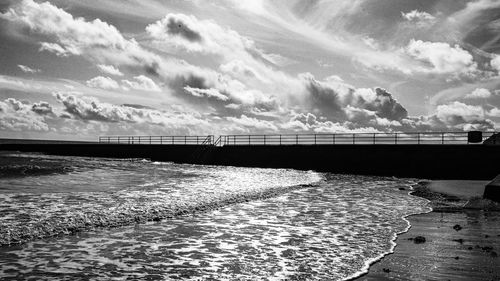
357, 180, 500, 280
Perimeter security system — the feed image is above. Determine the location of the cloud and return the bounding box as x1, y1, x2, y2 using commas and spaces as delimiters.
146, 13, 254, 57
31, 101, 53, 115
488, 107, 500, 117
401, 10, 436, 23
465, 88, 492, 99
226, 115, 278, 132
183, 86, 229, 101
434, 101, 494, 130
39, 42, 75, 57
160, 15, 203, 42
97, 64, 123, 76
299, 73, 408, 122
281, 112, 380, 133
2, 0, 165, 76
491, 55, 500, 72
54, 93, 209, 130
86, 76, 120, 90
122, 75, 161, 92
0, 98, 49, 131
405, 39, 478, 77
17, 64, 40, 73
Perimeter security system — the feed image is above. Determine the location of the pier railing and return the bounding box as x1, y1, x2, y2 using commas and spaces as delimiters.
216, 132, 497, 146
99, 132, 497, 146
98, 135, 214, 145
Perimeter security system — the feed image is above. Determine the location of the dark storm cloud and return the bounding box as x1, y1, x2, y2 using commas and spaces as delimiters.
165, 17, 202, 42
357, 88, 408, 121
301, 74, 344, 116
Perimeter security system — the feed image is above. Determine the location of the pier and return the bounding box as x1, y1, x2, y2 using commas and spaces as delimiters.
1, 131, 499, 180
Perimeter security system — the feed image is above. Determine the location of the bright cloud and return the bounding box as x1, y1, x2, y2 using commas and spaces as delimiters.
97, 64, 123, 76
86, 76, 120, 90
18, 64, 40, 73
401, 10, 436, 22
122, 75, 161, 92
465, 88, 492, 99
405, 39, 477, 77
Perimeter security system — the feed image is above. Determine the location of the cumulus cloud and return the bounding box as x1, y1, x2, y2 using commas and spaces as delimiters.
146, 13, 255, 57
31, 101, 53, 115
54, 92, 208, 130
281, 112, 380, 133
97, 64, 123, 76
122, 75, 161, 92
491, 55, 500, 73
401, 10, 436, 22
465, 88, 492, 99
2, 0, 165, 77
299, 73, 408, 123
18, 64, 40, 73
86, 76, 120, 90
405, 39, 478, 77
0, 98, 49, 131
434, 101, 494, 130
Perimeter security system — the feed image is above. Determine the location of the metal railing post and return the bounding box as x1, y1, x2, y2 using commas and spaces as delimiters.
442, 133, 445, 144
185, 136, 187, 145
149, 136, 151, 144
264, 135, 266, 145
249, 135, 251, 145
395, 133, 398, 144
417, 133, 420, 144
373, 133, 376, 144
296, 134, 298, 145
279, 135, 282, 145
314, 134, 317, 145
353, 134, 355, 144
333, 134, 335, 144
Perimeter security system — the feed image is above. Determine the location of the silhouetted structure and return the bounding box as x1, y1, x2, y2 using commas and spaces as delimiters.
1, 131, 499, 180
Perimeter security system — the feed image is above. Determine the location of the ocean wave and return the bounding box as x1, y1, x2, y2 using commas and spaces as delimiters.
0, 164, 73, 178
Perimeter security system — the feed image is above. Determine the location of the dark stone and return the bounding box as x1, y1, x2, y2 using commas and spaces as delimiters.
382, 268, 391, 273
485, 235, 489, 238
468, 246, 473, 250
152, 217, 162, 222
483, 174, 500, 203
398, 187, 406, 190
452, 238, 464, 244
454, 256, 460, 260
414, 236, 426, 244
453, 224, 462, 231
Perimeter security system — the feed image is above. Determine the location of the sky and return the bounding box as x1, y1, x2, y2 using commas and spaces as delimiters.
0, 0, 500, 140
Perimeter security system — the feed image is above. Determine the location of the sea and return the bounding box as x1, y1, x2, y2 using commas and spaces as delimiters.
0, 152, 431, 281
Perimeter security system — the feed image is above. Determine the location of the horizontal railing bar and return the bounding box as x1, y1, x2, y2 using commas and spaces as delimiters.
99, 132, 497, 146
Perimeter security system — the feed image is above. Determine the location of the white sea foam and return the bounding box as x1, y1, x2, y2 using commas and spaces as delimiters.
0, 154, 430, 280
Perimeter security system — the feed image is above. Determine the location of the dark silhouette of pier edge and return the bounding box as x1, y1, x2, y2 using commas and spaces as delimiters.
1, 131, 499, 180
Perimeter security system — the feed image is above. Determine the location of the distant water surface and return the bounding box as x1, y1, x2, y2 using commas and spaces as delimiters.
0, 152, 430, 280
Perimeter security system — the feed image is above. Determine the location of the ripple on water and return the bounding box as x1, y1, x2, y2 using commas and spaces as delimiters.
0, 155, 430, 281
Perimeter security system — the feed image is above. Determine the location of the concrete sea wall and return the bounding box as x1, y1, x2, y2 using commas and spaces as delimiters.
1, 142, 500, 180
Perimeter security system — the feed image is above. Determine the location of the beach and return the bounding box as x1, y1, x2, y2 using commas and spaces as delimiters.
358, 181, 500, 280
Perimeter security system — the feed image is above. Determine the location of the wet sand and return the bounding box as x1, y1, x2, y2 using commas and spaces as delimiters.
358, 181, 500, 281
